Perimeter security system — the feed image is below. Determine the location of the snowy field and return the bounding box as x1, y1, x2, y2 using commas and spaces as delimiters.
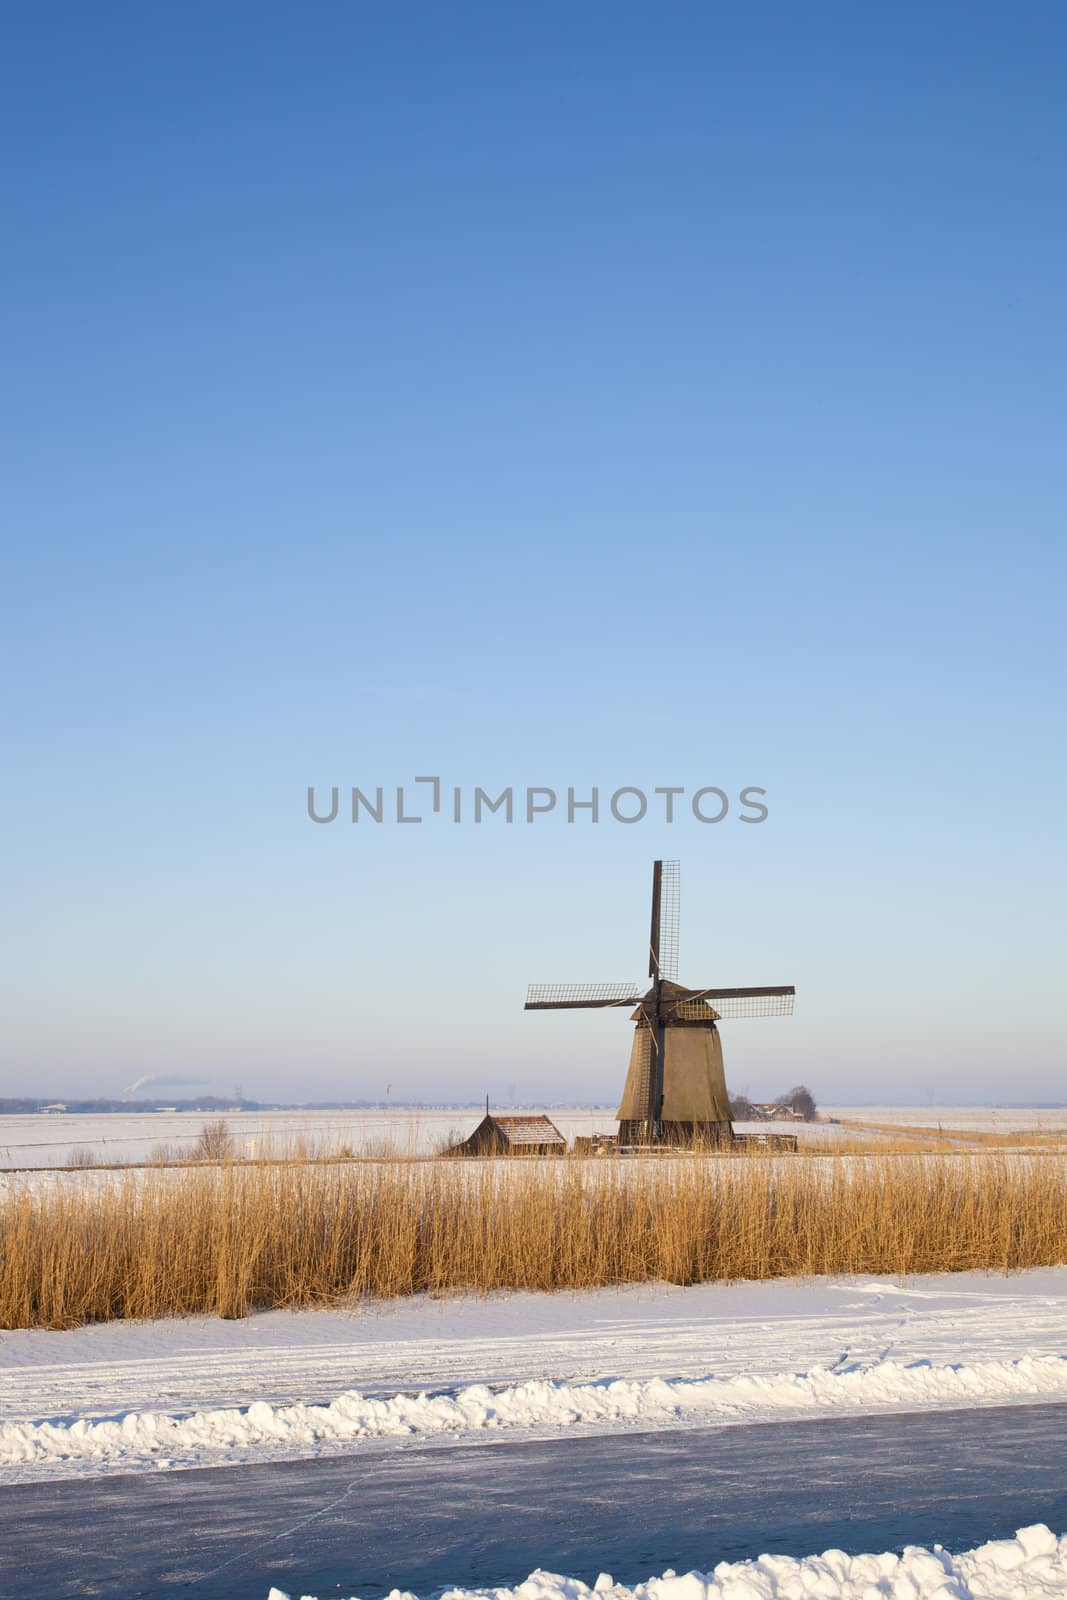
5, 1105, 1064, 1170
4, 1267, 1067, 1482
826, 1105, 1067, 1134
267, 1525, 1067, 1600
0, 1109, 617, 1168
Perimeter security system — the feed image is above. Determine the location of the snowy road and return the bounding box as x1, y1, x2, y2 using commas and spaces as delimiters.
3, 1402, 1067, 1600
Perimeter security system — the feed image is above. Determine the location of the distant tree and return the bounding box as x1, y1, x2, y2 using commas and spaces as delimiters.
729, 1093, 757, 1121
775, 1085, 817, 1122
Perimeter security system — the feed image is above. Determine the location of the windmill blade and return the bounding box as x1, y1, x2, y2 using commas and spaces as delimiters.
647, 861, 661, 977
675, 984, 795, 1020
709, 992, 794, 1018
658, 860, 680, 979
525, 982, 643, 1010
648, 859, 680, 979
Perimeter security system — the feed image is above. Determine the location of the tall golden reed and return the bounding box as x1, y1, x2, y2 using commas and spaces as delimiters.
3, 1152, 1066, 1329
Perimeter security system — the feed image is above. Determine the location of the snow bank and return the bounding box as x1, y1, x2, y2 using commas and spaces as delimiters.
6, 1355, 1067, 1471
267, 1524, 1067, 1600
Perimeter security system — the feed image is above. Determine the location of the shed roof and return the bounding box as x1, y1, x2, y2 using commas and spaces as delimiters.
488, 1114, 565, 1147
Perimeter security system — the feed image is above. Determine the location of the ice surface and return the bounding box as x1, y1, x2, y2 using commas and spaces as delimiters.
265, 1523, 1067, 1600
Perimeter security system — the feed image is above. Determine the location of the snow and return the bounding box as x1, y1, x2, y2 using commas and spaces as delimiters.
4, 1105, 1064, 1177
3, 1268, 1067, 1481
826, 1106, 1067, 1134
7, 1352, 1067, 1474
266, 1525, 1067, 1600
10, 1104, 1029, 1173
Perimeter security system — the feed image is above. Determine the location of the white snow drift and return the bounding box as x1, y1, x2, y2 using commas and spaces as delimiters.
5, 1354, 1067, 1472
266, 1524, 1067, 1600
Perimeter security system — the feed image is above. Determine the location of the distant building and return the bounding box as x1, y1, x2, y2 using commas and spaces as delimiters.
750, 1102, 803, 1123
443, 1112, 567, 1157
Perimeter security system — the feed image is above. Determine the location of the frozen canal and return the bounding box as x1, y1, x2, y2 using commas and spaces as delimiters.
3, 1401, 1066, 1599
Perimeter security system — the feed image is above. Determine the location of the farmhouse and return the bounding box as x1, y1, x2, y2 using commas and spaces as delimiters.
444, 1113, 566, 1157
752, 1102, 805, 1122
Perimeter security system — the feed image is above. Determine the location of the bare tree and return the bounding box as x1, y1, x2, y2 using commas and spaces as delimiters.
194, 1119, 233, 1161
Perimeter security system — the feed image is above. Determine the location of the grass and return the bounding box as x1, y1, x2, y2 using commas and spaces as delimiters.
4, 1149, 1067, 1329
835, 1118, 1067, 1150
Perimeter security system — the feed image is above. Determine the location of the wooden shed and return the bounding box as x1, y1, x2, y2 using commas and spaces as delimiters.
443, 1112, 567, 1157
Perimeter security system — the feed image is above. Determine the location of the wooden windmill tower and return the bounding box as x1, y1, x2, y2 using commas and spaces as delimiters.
525, 860, 795, 1146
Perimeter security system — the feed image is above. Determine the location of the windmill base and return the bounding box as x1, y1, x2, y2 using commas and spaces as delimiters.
616, 1119, 734, 1149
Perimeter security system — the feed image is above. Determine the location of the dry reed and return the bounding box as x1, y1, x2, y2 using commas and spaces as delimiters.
836, 1118, 1067, 1150
3, 1151, 1066, 1330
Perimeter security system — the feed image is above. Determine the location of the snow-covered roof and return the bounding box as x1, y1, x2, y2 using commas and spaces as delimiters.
489, 1115, 566, 1147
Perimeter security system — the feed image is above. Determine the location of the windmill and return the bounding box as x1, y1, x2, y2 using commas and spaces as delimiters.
524, 860, 795, 1146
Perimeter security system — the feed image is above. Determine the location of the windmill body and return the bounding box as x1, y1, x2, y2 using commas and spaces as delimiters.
615, 978, 733, 1143
525, 860, 795, 1147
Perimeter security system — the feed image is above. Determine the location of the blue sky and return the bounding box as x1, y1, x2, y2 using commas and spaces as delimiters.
2, 3, 1064, 1106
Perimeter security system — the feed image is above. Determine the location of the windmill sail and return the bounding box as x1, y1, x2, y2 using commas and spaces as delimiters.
671, 986, 795, 1020
648, 859, 680, 980
525, 982, 642, 1010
